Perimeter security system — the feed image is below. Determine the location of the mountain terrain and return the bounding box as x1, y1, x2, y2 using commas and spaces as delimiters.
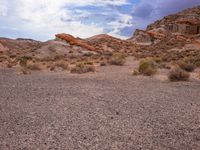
0, 6, 200, 72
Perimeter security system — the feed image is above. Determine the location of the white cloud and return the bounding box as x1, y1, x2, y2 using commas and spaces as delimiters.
0, 0, 7, 16
107, 14, 133, 39
0, 0, 130, 40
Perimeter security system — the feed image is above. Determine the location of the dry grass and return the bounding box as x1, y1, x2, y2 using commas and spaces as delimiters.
85, 61, 94, 65
26, 62, 42, 71
55, 61, 69, 70
138, 59, 157, 76
7, 63, 13, 68
132, 70, 140, 76
100, 61, 107, 66
168, 67, 190, 82
177, 60, 195, 72
108, 53, 125, 66
71, 63, 95, 74
19, 56, 31, 67
20, 67, 31, 75
49, 65, 55, 71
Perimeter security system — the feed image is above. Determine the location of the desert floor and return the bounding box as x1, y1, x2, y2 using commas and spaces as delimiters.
0, 58, 200, 150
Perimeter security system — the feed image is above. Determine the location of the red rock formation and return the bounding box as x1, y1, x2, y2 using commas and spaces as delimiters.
55, 33, 96, 51
147, 31, 166, 39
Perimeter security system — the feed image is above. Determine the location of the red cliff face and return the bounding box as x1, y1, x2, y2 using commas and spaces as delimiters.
55, 33, 96, 51
131, 6, 200, 44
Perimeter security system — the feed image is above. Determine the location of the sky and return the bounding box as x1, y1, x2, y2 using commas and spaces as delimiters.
0, 0, 200, 41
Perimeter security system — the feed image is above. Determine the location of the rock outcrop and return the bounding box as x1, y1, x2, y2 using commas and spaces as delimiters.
87, 34, 135, 53
55, 33, 96, 51
131, 6, 200, 44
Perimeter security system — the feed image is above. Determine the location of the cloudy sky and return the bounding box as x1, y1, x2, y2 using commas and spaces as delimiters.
0, 0, 199, 41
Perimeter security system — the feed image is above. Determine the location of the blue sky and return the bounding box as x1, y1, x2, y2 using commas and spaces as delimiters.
0, 0, 199, 41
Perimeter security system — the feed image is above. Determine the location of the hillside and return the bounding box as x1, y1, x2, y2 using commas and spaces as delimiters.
0, 6, 200, 73
130, 6, 200, 67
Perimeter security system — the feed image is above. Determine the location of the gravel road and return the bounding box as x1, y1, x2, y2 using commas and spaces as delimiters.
0, 61, 200, 149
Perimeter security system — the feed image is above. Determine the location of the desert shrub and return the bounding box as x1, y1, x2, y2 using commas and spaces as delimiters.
132, 70, 140, 76
82, 52, 93, 57
55, 61, 69, 70
198, 72, 200, 80
168, 67, 190, 82
7, 63, 13, 68
26, 62, 42, 71
100, 61, 107, 66
85, 61, 94, 65
20, 68, 31, 75
71, 63, 95, 74
178, 60, 195, 72
108, 53, 125, 66
187, 57, 200, 67
50, 66, 55, 71
19, 56, 31, 67
138, 59, 157, 76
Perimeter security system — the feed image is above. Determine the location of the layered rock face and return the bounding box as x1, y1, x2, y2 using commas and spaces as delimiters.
130, 6, 200, 65
131, 6, 200, 44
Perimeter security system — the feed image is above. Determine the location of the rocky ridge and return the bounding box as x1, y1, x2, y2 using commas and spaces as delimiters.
0, 6, 200, 72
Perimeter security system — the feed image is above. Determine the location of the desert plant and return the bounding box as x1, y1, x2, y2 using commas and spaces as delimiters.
132, 70, 140, 76
187, 55, 200, 67
7, 63, 13, 68
26, 62, 42, 71
70, 63, 95, 74
55, 61, 69, 70
178, 60, 195, 72
198, 72, 200, 80
20, 67, 31, 75
50, 66, 55, 71
85, 61, 94, 65
100, 61, 107, 66
138, 59, 157, 76
108, 53, 125, 66
19, 56, 31, 67
168, 67, 190, 81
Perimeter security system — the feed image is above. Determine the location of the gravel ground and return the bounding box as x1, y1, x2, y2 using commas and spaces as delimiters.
0, 59, 200, 150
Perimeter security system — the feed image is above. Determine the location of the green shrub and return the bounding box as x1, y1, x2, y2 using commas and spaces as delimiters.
108, 53, 125, 66
138, 59, 157, 76
168, 67, 190, 81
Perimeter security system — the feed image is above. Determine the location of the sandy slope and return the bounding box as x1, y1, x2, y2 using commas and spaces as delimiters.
0, 58, 200, 149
